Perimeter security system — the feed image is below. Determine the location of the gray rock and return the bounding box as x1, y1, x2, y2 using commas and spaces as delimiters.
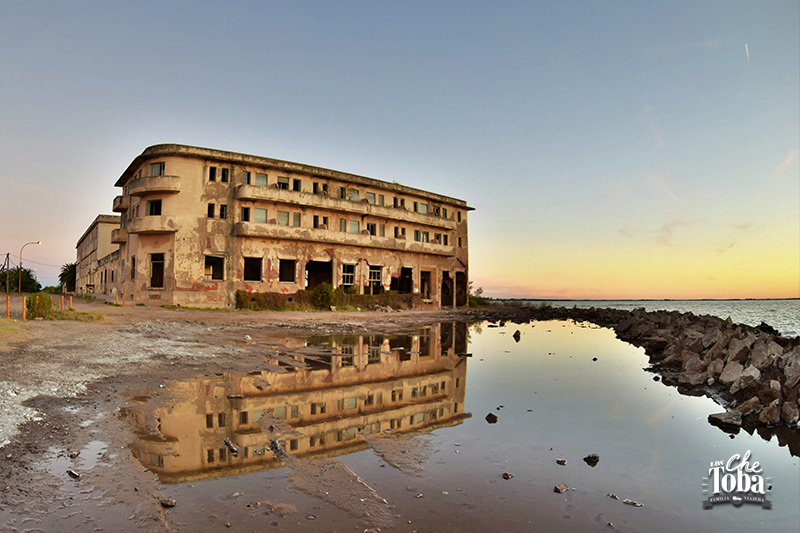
683, 355, 705, 372
707, 358, 724, 377
702, 328, 721, 349
708, 411, 742, 430
726, 337, 750, 364
781, 401, 799, 425
719, 361, 744, 385
731, 365, 761, 394
759, 400, 782, 426
679, 371, 707, 386
736, 396, 762, 416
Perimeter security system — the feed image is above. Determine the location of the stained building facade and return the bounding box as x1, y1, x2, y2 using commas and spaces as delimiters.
104, 144, 472, 308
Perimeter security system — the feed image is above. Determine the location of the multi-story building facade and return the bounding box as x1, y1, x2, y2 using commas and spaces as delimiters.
108, 144, 472, 308
75, 214, 121, 294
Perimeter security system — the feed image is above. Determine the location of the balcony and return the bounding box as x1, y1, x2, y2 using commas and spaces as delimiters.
128, 175, 181, 196
233, 222, 455, 256
111, 228, 128, 244
112, 195, 129, 212
128, 215, 178, 234
235, 185, 456, 230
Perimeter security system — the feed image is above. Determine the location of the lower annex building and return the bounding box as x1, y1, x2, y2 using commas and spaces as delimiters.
80, 144, 472, 308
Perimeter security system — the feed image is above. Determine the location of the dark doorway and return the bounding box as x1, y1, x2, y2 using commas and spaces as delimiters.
390, 267, 413, 294
440, 323, 453, 355
420, 271, 433, 300
441, 271, 454, 307
305, 260, 333, 289
456, 272, 468, 307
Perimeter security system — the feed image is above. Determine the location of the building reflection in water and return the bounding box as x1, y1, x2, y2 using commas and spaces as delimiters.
122, 322, 470, 483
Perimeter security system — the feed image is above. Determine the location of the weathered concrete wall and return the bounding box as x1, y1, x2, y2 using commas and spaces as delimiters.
107, 146, 471, 308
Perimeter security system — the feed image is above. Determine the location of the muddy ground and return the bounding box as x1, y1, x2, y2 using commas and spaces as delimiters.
0, 296, 502, 532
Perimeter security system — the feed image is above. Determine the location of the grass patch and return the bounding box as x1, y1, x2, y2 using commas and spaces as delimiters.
47, 309, 105, 321
0, 319, 29, 351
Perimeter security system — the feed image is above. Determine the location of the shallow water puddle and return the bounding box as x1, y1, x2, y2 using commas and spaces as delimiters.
121, 321, 799, 531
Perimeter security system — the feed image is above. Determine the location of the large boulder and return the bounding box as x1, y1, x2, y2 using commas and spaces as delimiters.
678, 371, 707, 386
781, 402, 799, 425
708, 411, 742, 430
682, 328, 705, 352
758, 400, 782, 426
719, 361, 744, 385
730, 366, 761, 395
750, 339, 783, 370
784, 353, 800, 390
726, 337, 750, 364
683, 355, 706, 372
736, 396, 762, 416
707, 358, 725, 378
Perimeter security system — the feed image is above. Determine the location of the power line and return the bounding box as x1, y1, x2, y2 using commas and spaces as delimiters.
6, 253, 64, 268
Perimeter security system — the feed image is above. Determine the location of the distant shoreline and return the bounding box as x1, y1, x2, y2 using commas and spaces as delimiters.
494, 297, 799, 302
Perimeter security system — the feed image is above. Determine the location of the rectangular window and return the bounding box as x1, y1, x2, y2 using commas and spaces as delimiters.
218, 413, 226, 427
150, 253, 164, 288
418, 203, 428, 215
379, 224, 385, 237
339, 186, 347, 199
394, 227, 406, 239
348, 220, 360, 234
277, 211, 289, 226
150, 162, 165, 176
254, 208, 267, 223
146, 199, 162, 216
241, 207, 250, 222
457, 211, 462, 222
313, 183, 328, 195
240, 411, 249, 424
378, 194, 384, 206
204, 256, 224, 281
243, 257, 262, 281
341, 264, 355, 286
131, 256, 136, 280
207, 203, 215, 218
339, 219, 347, 232
277, 176, 289, 190
273, 406, 287, 419
207, 449, 215, 463
206, 414, 214, 428
368, 266, 381, 285
279, 259, 296, 282
366, 192, 376, 205
434, 233, 442, 244
367, 223, 377, 236
393, 197, 405, 208
292, 178, 301, 192
221, 168, 229, 182
433, 206, 440, 216
310, 402, 326, 415
458, 237, 463, 247
219, 204, 227, 219
255, 173, 268, 187
442, 207, 448, 219
243, 171, 251, 185
349, 189, 359, 202
219, 447, 227, 461
443, 234, 449, 246
209, 166, 217, 181
292, 213, 301, 227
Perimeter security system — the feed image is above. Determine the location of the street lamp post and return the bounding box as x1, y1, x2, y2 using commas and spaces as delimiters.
19, 241, 41, 293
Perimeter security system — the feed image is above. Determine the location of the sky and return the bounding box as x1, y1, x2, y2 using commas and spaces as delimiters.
0, 1, 797, 299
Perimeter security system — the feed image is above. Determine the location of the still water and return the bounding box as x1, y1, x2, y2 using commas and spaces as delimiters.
126, 321, 799, 532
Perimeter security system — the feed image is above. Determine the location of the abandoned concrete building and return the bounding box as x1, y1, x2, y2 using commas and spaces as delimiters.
76, 214, 121, 294
85, 144, 471, 308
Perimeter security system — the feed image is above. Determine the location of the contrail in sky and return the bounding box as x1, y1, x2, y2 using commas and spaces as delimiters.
745, 42, 750, 63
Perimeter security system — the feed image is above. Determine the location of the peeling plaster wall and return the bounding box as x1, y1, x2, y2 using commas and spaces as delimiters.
102, 145, 471, 308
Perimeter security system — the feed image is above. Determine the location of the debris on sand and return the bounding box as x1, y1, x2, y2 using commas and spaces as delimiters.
502, 473, 514, 480
485, 413, 498, 424
160, 498, 176, 508
554, 484, 568, 493
556, 458, 567, 466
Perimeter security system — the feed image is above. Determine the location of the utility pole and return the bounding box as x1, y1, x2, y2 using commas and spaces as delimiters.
2, 253, 8, 293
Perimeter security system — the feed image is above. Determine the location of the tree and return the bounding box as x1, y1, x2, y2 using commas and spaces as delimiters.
0, 267, 41, 293
59, 262, 77, 293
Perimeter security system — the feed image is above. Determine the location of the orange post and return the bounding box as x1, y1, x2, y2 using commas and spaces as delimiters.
69, 295, 73, 310
22, 297, 26, 321
115, 294, 119, 305
61, 295, 64, 311
122, 294, 125, 306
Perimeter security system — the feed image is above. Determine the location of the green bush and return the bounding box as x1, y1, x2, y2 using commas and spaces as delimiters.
26, 292, 54, 318
312, 283, 336, 309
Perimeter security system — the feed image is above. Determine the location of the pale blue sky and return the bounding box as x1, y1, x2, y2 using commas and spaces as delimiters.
1, 1, 798, 297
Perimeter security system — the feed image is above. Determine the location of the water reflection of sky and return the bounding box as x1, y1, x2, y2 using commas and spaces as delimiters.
457, 320, 799, 531
129, 320, 799, 532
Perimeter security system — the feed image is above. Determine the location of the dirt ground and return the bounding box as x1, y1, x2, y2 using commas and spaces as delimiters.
0, 296, 495, 532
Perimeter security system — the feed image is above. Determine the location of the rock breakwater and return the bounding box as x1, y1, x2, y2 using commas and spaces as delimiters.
467, 305, 800, 430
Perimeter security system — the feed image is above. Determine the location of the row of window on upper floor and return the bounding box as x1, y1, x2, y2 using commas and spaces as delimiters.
136, 161, 463, 222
